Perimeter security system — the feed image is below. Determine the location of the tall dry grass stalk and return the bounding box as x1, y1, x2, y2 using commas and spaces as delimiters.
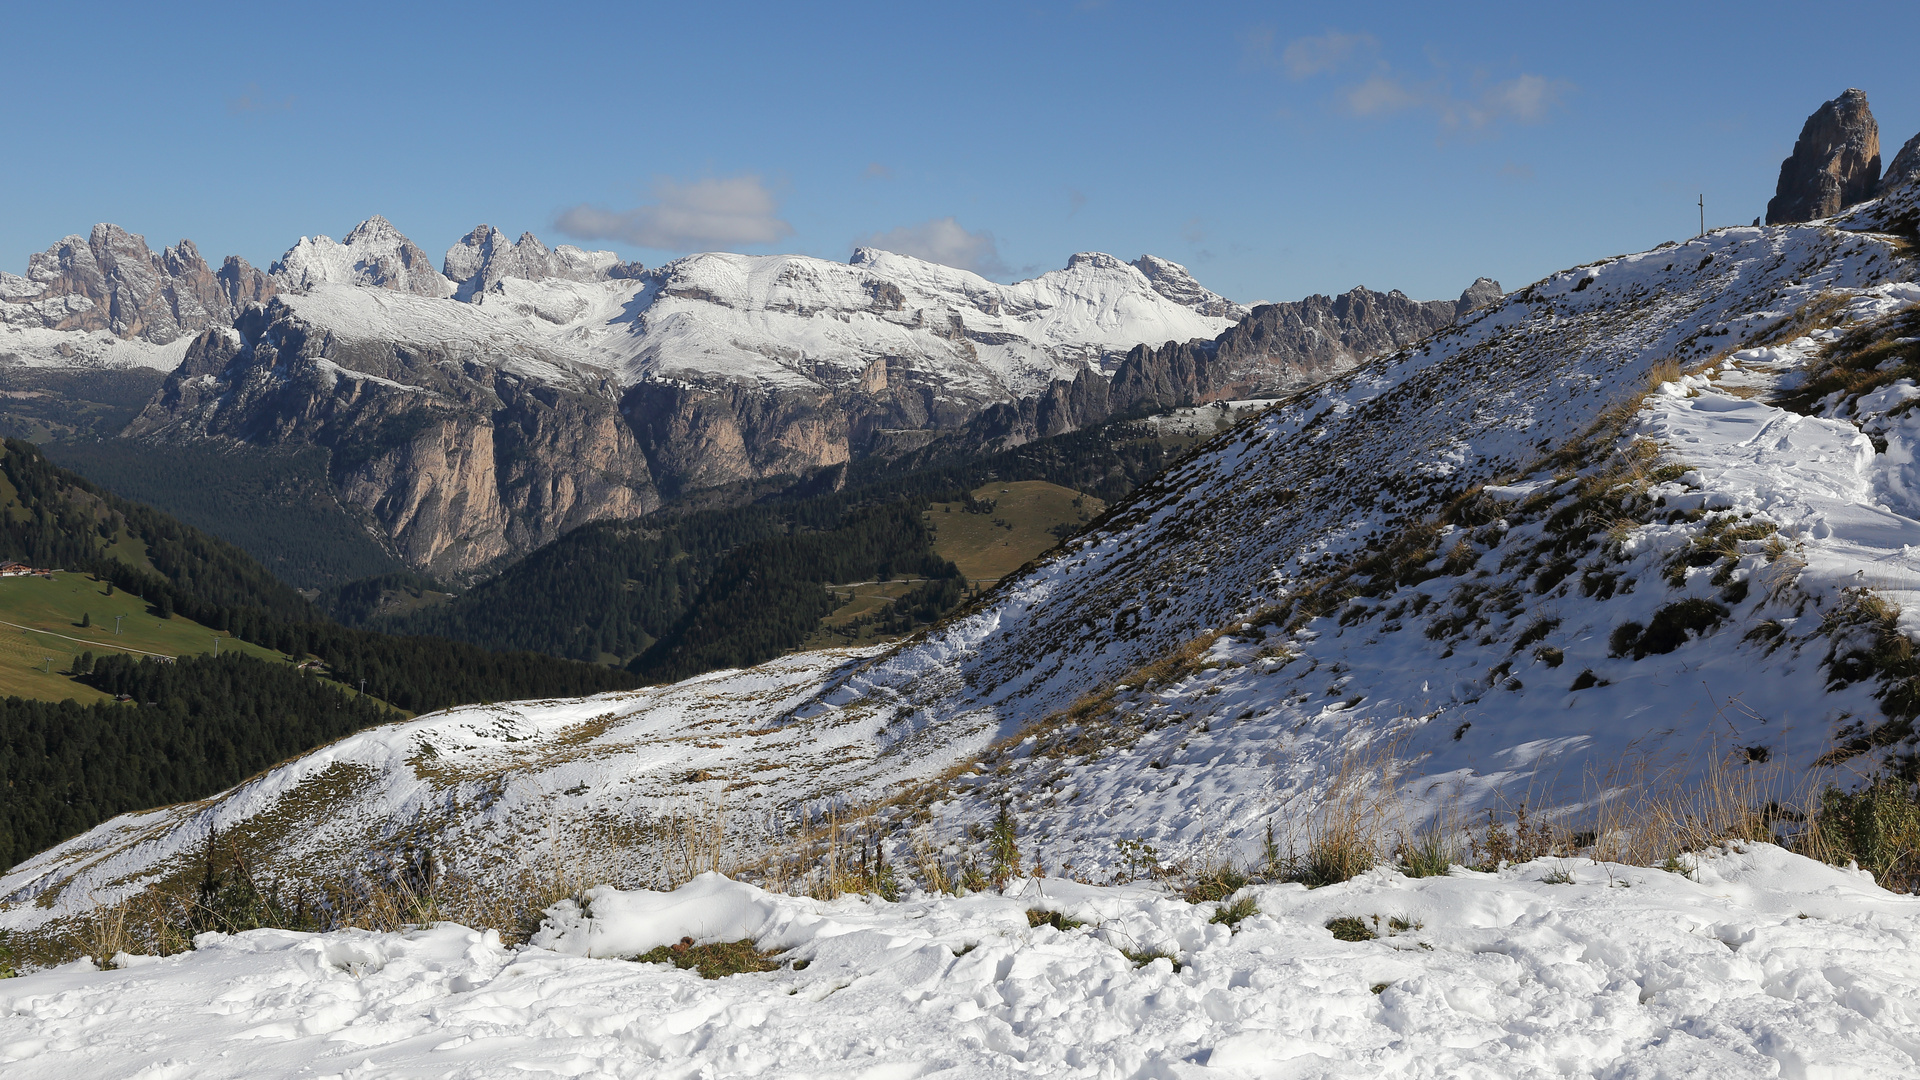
1268, 738, 1410, 886
1582, 741, 1811, 868
654, 798, 730, 889
726, 799, 900, 900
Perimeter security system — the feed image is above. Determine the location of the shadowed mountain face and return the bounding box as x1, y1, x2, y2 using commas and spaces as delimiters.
959, 278, 1502, 447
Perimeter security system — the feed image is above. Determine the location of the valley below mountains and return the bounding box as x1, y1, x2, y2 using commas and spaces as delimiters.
4, 217, 1496, 580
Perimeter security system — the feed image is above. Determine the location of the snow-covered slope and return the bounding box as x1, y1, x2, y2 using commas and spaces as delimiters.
260, 283, 616, 392
269, 215, 455, 298
0, 324, 200, 372
5, 849, 1918, 1078
455, 245, 1246, 399
10, 176, 1919, 933
444, 224, 642, 302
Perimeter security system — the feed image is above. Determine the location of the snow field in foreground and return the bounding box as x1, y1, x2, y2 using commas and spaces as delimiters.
3, 845, 1917, 1078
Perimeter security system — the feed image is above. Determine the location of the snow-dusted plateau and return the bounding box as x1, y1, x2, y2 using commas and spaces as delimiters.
6, 106, 1920, 1078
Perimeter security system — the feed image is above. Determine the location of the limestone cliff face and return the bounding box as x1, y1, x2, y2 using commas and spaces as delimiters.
126, 295, 657, 580
620, 360, 1001, 498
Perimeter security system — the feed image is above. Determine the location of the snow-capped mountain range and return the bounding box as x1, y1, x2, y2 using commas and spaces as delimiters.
1, 214, 1246, 391
4, 214, 1484, 576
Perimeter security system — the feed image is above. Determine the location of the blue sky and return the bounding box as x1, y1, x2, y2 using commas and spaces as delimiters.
4, 1, 1916, 304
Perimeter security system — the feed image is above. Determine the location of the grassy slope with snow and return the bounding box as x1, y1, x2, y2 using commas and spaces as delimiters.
5, 190, 1919, 936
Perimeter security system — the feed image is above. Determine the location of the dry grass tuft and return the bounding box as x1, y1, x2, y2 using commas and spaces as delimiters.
1271, 741, 1407, 888
634, 936, 783, 978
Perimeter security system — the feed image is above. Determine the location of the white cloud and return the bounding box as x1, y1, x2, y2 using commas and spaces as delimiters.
855, 217, 1006, 276
1343, 74, 1423, 116
1281, 30, 1375, 80
554, 175, 792, 252
1342, 71, 1570, 131
1481, 73, 1559, 123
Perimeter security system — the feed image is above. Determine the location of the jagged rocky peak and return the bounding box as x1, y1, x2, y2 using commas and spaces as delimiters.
1766, 88, 1881, 225
1881, 130, 1920, 197
269, 215, 454, 298
1456, 276, 1504, 315
1128, 254, 1249, 320
0, 223, 275, 344
443, 225, 644, 302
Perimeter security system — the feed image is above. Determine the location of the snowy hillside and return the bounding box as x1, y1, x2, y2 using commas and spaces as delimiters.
269, 215, 455, 298
258, 284, 617, 394
8, 170, 1919, 934
5, 850, 1918, 1078
579, 247, 1246, 398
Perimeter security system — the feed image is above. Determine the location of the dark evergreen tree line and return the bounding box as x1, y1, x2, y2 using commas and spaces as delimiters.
45, 439, 406, 590
0, 653, 399, 871
628, 499, 962, 682
0, 438, 638, 713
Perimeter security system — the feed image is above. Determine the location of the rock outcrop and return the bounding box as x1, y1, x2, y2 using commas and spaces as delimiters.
1766, 89, 1882, 225
0, 224, 275, 344
1456, 276, 1504, 315
126, 290, 657, 580
1880, 130, 1920, 198
1098, 279, 1494, 414
1127, 255, 1248, 320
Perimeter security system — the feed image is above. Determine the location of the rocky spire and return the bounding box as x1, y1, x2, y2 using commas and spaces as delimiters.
1128, 255, 1249, 320
0, 224, 276, 344
1765, 89, 1881, 225
1880, 130, 1920, 199
1455, 277, 1504, 316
